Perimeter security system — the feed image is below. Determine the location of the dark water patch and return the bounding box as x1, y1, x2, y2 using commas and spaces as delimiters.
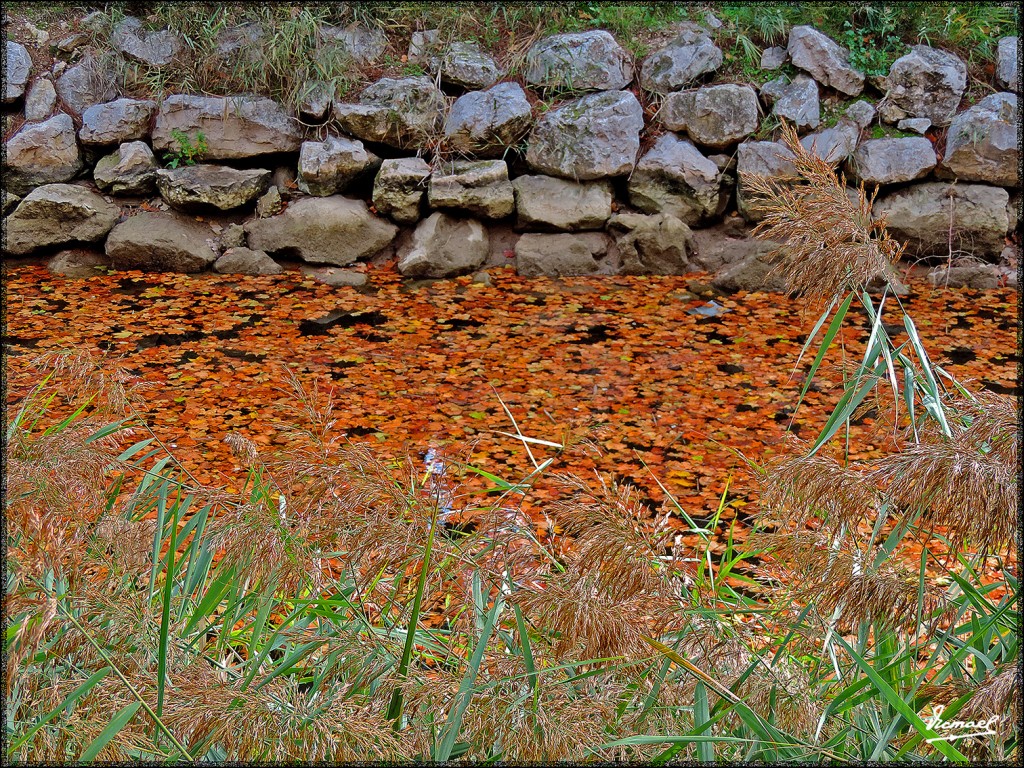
439, 317, 483, 330
112, 276, 158, 296
298, 310, 387, 336
137, 330, 205, 348
945, 346, 977, 365
221, 348, 266, 363
981, 380, 1017, 396
717, 363, 744, 374
2, 334, 40, 350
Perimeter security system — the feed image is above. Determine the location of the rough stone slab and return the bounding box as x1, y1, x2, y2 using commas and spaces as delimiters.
5, 183, 120, 255
627, 134, 724, 225
878, 45, 966, 127
660, 84, 760, 149
941, 92, 1018, 187
397, 212, 488, 277
24, 78, 57, 121
4, 113, 84, 196
525, 90, 643, 180
437, 41, 503, 90
524, 30, 633, 91
640, 26, 722, 94
372, 157, 430, 224
48, 249, 112, 277
787, 25, 864, 96
333, 76, 446, 150
845, 99, 876, 129
735, 140, 800, 221
155, 165, 271, 211
997, 36, 1018, 92
5, 41, 32, 103
105, 212, 220, 272
799, 122, 860, 165
772, 75, 819, 130
848, 137, 937, 184
515, 232, 604, 276
93, 141, 159, 195
607, 212, 695, 275
214, 247, 283, 275
244, 196, 398, 266
513, 175, 612, 231
111, 16, 182, 67
152, 94, 303, 160
55, 54, 118, 116
297, 135, 381, 196
428, 159, 514, 219
443, 81, 533, 158
79, 98, 157, 146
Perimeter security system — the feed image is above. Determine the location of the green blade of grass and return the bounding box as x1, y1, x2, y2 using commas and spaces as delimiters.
9, 667, 112, 754
78, 701, 142, 761
693, 681, 715, 762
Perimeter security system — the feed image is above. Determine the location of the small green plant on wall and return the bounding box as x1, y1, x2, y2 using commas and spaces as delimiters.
164, 129, 208, 168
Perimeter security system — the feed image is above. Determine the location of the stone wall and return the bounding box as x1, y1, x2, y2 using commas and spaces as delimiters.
3, 14, 1020, 291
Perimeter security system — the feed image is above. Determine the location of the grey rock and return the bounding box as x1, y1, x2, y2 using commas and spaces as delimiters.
787, 25, 864, 96
845, 99, 876, 129
443, 81, 533, 158
319, 23, 388, 65
48, 249, 111, 277
640, 26, 723, 94
5, 41, 31, 103
297, 80, 335, 122
848, 137, 937, 184
512, 175, 612, 230
735, 140, 800, 221
152, 95, 303, 160
515, 232, 605, 276
760, 46, 787, 70
997, 37, 1018, 92
80, 11, 110, 33
333, 76, 446, 150
297, 135, 381, 196
214, 22, 264, 62
55, 54, 118, 116
689, 221, 778, 272
93, 141, 159, 195
879, 46, 966, 127
660, 84, 760, 149
873, 183, 1009, 260
627, 133, 725, 226
897, 117, 931, 134
398, 213, 488, 277
941, 92, 1018, 187
759, 76, 789, 106
799, 122, 860, 164
255, 187, 282, 218
607, 212, 695, 275
156, 165, 271, 211
220, 223, 246, 249
245, 196, 398, 265
772, 74, 819, 130
437, 41, 503, 90
2, 191, 20, 216
311, 268, 369, 287
79, 98, 157, 146
4, 183, 120, 255
214, 247, 283, 275
57, 33, 88, 53
105, 212, 220, 272
372, 157, 430, 224
24, 78, 56, 121
111, 16, 182, 67
4, 113, 84, 196
927, 264, 1000, 289
712, 254, 791, 293
524, 30, 633, 91
428, 159, 515, 219
525, 90, 643, 180
408, 29, 441, 64
472, 270, 492, 286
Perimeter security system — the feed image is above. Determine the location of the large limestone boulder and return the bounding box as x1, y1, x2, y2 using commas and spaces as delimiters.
660, 84, 760, 149
443, 81, 533, 158
847, 137, 936, 185
5, 41, 31, 103
525, 90, 643, 180
372, 157, 430, 224
712, 254, 791, 293
607, 212, 695, 275
297, 135, 381, 196
55, 54, 118, 116
94, 141, 159, 195
297, 80, 336, 122
941, 93, 1018, 187
640, 26, 722, 94
333, 77, 446, 150
735, 140, 799, 222
48, 250, 112, 278
514, 232, 607, 276
213, 247, 282, 275
627, 134, 724, 226
873, 183, 1009, 260
770, 75, 819, 130
428, 160, 514, 219
24, 78, 57, 121
397, 212, 488, 277
152, 95, 303, 160
245, 196, 397, 265
878, 46, 966, 126
79, 98, 157, 146
155, 165, 271, 211
4, 113, 84, 195
524, 31, 633, 91
436, 42, 503, 90
997, 37, 1018, 92
4, 184, 120, 255
799, 122, 860, 165
111, 16, 182, 67
105, 212, 220, 272
512, 175, 612, 230
787, 25, 864, 97
927, 264, 1001, 290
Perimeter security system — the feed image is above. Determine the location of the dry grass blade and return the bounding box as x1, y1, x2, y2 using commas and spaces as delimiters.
743, 121, 905, 303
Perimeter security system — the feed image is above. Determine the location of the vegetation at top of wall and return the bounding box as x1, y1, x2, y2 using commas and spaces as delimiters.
5, 120, 1018, 762
4, 2, 1016, 112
